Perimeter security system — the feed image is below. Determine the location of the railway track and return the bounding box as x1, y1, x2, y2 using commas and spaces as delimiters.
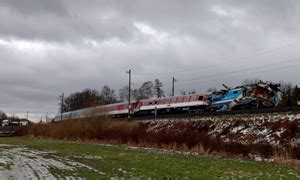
128, 106, 300, 121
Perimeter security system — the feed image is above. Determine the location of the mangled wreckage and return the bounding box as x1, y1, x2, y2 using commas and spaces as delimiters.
208, 81, 282, 111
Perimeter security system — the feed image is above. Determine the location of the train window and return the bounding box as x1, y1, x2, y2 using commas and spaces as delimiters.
182, 97, 185, 102
193, 96, 197, 101
233, 91, 238, 94
149, 101, 153, 105
188, 96, 192, 102
198, 96, 203, 101
164, 98, 168, 104
154, 101, 158, 105
177, 97, 182, 103
185, 96, 190, 102
166, 98, 170, 104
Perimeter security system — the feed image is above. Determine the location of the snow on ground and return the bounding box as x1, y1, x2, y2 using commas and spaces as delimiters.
142, 112, 300, 146
0, 144, 104, 179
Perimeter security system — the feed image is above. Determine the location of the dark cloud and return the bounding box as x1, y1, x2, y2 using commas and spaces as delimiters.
0, 0, 300, 121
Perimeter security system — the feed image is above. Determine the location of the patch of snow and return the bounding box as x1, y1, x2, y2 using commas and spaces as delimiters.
0, 144, 105, 178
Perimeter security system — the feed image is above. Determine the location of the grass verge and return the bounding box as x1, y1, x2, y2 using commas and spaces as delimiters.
0, 137, 300, 179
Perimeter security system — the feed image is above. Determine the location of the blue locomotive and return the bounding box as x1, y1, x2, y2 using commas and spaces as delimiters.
207, 81, 282, 111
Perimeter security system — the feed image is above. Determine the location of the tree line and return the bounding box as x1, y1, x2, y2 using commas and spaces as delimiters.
0, 110, 7, 121
280, 83, 300, 107
61, 79, 165, 112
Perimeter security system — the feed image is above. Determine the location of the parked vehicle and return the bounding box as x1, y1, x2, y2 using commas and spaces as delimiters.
2, 120, 10, 127
1, 119, 30, 127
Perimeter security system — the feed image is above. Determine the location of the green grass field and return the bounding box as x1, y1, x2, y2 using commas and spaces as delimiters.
1, 137, 300, 179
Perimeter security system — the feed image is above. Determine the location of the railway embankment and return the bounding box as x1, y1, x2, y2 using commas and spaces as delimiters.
16, 112, 300, 164
144, 112, 300, 146
141, 112, 300, 161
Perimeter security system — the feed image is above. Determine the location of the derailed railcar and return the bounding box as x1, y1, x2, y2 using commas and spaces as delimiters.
135, 93, 209, 116
207, 81, 282, 111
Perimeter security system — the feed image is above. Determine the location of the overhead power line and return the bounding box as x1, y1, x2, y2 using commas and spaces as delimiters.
177, 63, 300, 87
157, 56, 300, 90
177, 57, 300, 83
132, 41, 300, 76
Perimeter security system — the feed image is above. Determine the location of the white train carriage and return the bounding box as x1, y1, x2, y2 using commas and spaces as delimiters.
54, 93, 209, 121
135, 93, 209, 115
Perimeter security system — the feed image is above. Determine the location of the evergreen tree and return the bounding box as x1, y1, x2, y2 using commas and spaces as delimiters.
292, 85, 300, 106
279, 82, 292, 107
154, 79, 165, 98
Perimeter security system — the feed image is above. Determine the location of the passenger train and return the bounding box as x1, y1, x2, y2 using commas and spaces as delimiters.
54, 81, 282, 121
54, 93, 209, 121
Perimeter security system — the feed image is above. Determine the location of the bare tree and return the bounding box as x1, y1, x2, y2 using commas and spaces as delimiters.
0, 110, 7, 121
242, 78, 260, 85
118, 85, 139, 101
180, 90, 186, 95
207, 88, 217, 92
118, 85, 129, 101
131, 89, 139, 100
188, 89, 197, 94
63, 89, 99, 112
136, 81, 154, 100
100, 85, 117, 104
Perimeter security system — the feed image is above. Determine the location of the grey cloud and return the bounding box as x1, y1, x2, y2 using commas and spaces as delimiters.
0, 0, 300, 120
0, 0, 67, 15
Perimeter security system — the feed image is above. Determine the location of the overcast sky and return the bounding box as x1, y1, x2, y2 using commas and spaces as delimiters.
1, 0, 300, 121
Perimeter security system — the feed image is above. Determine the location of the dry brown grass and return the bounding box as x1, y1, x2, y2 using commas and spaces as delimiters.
17, 116, 300, 163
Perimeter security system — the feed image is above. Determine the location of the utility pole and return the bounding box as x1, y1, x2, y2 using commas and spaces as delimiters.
46, 112, 48, 123
60, 93, 64, 121
126, 69, 131, 119
172, 77, 177, 96
26, 111, 29, 120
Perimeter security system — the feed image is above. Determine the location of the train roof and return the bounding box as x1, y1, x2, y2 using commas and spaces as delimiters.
138, 93, 208, 102
57, 92, 209, 116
